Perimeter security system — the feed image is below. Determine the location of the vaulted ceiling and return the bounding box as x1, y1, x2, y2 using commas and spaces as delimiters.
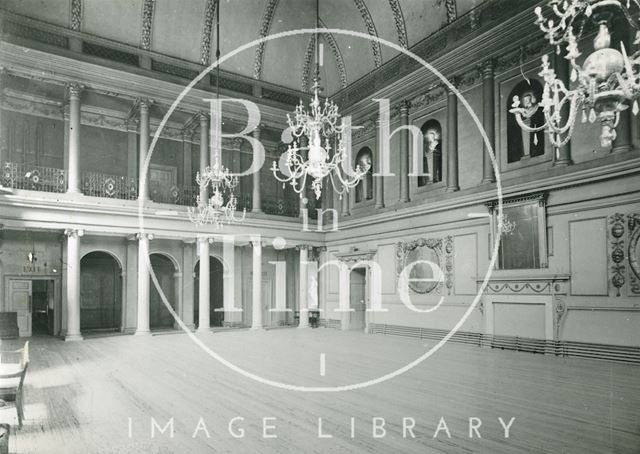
3, 0, 486, 95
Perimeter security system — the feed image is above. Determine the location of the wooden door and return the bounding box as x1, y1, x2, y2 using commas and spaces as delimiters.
8, 279, 32, 337
150, 165, 177, 202
349, 269, 366, 331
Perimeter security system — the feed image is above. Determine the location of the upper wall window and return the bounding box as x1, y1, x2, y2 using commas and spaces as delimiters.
418, 120, 442, 187
507, 79, 546, 163
354, 147, 373, 203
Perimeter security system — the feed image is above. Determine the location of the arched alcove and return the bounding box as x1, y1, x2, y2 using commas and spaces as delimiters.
80, 251, 122, 331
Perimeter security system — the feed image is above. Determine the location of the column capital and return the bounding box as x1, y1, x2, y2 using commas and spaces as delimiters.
482, 59, 495, 79
446, 77, 461, 94
64, 228, 84, 238
135, 232, 154, 241
199, 111, 210, 124
126, 119, 139, 132
139, 98, 155, 111
399, 99, 411, 115
197, 236, 214, 244
66, 82, 84, 99
296, 244, 311, 251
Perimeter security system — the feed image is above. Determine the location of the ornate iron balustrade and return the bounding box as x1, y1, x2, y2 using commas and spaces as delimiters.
82, 171, 137, 200
263, 198, 299, 218
150, 185, 198, 206
2, 162, 66, 193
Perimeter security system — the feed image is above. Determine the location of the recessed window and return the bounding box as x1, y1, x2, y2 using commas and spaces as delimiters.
354, 147, 373, 203
507, 79, 546, 163
418, 120, 442, 187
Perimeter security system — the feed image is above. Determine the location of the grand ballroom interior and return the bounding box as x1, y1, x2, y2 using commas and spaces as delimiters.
0, 0, 639, 453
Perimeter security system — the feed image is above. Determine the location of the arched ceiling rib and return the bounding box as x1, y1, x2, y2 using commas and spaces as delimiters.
253, 0, 281, 80
199, 0, 217, 65
352, 0, 382, 68
140, 0, 155, 50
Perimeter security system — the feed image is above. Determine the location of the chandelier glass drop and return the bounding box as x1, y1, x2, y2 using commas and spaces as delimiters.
187, 1, 245, 228
511, 0, 640, 148
271, 0, 368, 200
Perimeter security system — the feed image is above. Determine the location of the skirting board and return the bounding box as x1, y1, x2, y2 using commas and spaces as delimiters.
365, 323, 640, 365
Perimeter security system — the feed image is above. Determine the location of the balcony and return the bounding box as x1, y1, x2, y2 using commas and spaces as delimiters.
2, 162, 66, 193
1, 163, 303, 219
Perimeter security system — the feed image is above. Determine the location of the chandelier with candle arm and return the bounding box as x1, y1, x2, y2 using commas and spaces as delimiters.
187, 155, 245, 227
187, 1, 245, 228
511, 0, 640, 149
271, 0, 368, 200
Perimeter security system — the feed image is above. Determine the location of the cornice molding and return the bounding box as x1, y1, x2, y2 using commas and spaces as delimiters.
0, 42, 290, 130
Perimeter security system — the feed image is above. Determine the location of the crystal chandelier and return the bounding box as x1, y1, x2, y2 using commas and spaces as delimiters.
187, 2, 245, 228
271, 0, 368, 200
188, 156, 245, 227
511, 0, 640, 148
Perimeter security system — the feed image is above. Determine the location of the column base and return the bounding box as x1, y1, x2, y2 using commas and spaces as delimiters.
374, 204, 385, 209
196, 327, 210, 334
445, 186, 460, 193
251, 208, 263, 214
64, 333, 83, 342
297, 324, 309, 329
553, 159, 572, 167
481, 177, 495, 184
250, 325, 264, 331
612, 145, 632, 154
134, 329, 151, 336
66, 189, 81, 195
399, 197, 410, 203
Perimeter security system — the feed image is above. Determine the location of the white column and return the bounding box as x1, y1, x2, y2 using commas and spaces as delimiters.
181, 240, 195, 330
135, 233, 151, 335
138, 99, 151, 201
199, 112, 209, 204
66, 83, 82, 194
252, 127, 262, 212
298, 245, 309, 328
223, 236, 240, 327
251, 239, 263, 330
197, 237, 211, 333
64, 228, 83, 341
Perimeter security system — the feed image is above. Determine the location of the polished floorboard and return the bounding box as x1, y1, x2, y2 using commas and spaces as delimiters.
1, 329, 639, 454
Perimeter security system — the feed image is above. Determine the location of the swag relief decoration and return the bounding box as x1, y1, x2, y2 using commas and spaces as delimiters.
396, 237, 453, 295
607, 212, 640, 297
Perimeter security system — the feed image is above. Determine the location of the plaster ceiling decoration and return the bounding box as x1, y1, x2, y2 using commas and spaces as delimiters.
1, 0, 488, 95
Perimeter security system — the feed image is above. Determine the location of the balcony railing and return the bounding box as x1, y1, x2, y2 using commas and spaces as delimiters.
2, 162, 66, 193
82, 171, 137, 200
150, 185, 198, 206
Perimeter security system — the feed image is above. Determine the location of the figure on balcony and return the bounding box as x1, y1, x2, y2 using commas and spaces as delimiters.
507, 79, 545, 163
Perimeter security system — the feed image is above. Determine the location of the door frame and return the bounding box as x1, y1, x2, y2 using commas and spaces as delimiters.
348, 267, 369, 332
3, 274, 61, 337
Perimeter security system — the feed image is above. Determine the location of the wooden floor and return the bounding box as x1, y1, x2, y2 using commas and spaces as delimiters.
1, 329, 639, 454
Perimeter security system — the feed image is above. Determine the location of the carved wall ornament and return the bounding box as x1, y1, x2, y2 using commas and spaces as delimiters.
140, 0, 156, 51
253, 0, 280, 80
336, 250, 376, 266
444, 235, 454, 295
396, 238, 444, 294
609, 213, 626, 296
353, 0, 382, 68
387, 0, 408, 49
627, 213, 640, 295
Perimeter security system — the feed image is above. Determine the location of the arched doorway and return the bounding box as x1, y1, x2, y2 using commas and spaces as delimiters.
194, 257, 224, 327
80, 251, 122, 332
149, 254, 178, 330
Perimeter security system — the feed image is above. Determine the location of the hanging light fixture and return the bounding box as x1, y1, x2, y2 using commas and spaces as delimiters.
271, 0, 368, 200
511, 0, 640, 148
188, 1, 246, 227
